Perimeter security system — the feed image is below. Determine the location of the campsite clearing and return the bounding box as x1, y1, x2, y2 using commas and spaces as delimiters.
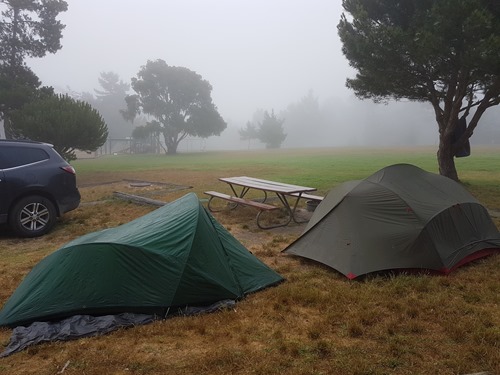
0, 147, 499, 375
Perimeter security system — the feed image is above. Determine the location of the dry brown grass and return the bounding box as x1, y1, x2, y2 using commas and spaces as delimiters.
0, 167, 499, 375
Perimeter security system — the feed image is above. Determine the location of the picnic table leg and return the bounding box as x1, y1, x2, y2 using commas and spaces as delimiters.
228, 184, 247, 198
276, 193, 309, 224
257, 192, 311, 228
207, 195, 238, 212
228, 184, 268, 203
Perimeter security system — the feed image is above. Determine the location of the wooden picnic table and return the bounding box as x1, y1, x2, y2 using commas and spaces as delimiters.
205, 176, 321, 229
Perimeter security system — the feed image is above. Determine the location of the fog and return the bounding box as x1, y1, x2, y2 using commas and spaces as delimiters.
28, 1, 345, 120
16, 0, 499, 150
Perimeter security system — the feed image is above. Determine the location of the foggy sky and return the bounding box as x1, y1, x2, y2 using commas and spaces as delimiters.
27, 0, 350, 124
20, 0, 499, 150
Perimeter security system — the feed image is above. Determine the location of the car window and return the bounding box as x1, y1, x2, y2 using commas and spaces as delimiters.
0, 146, 50, 169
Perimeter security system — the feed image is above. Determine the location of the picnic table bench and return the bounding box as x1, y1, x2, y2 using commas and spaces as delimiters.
204, 191, 278, 212
204, 176, 319, 229
289, 192, 324, 201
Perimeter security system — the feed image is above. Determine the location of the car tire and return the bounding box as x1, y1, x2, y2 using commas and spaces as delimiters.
9, 196, 57, 238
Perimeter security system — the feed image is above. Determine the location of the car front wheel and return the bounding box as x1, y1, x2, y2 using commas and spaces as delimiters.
9, 196, 57, 238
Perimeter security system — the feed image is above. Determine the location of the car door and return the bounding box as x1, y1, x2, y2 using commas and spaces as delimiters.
0, 145, 20, 223
0, 169, 6, 222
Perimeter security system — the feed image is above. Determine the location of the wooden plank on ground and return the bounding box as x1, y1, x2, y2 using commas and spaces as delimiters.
113, 191, 166, 206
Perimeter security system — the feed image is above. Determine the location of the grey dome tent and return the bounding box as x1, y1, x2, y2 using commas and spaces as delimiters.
0, 193, 283, 328
283, 164, 500, 279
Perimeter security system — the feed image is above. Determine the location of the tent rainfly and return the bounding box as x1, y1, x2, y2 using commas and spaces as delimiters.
0, 193, 283, 328
283, 164, 500, 279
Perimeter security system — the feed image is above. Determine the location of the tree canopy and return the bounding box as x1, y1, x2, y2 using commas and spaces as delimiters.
131, 121, 163, 154
0, 0, 67, 67
0, 64, 43, 121
123, 59, 226, 154
338, 0, 500, 181
0, 0, 67, 131
257, 110, 287, 149
238, 121, 258, 149
9, 94, 108, 161
86, 71, 134, 138
282, 91, 324, 148
95, 71, 129, 99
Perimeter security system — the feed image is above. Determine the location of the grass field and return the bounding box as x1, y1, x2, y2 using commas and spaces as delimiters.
0, 147, 499, 375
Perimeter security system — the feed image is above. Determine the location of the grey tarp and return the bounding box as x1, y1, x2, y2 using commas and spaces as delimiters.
0, 300, 236, 357
0, 313, 155, 358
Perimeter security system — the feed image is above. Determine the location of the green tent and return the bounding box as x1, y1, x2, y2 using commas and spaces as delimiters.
284, 164, 500, 279
0, 193, 283, 327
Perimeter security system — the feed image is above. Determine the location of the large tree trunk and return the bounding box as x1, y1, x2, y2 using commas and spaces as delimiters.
162, 130, 178, 155
431, 76, 498, 182
166, 144, 178, 155
437, 135, 459, 182
162, 128, 189, 155
163, 138, 178, 154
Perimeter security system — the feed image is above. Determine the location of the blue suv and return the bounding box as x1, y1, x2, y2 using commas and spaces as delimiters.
0, 140, 81, 237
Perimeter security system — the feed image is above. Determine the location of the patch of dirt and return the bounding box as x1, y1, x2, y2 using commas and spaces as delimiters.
209, 207, 313, 249
488, 209, 500, 218
79, 179, 192, 204
79, 178, 315, 249
81, 179, 190, 194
